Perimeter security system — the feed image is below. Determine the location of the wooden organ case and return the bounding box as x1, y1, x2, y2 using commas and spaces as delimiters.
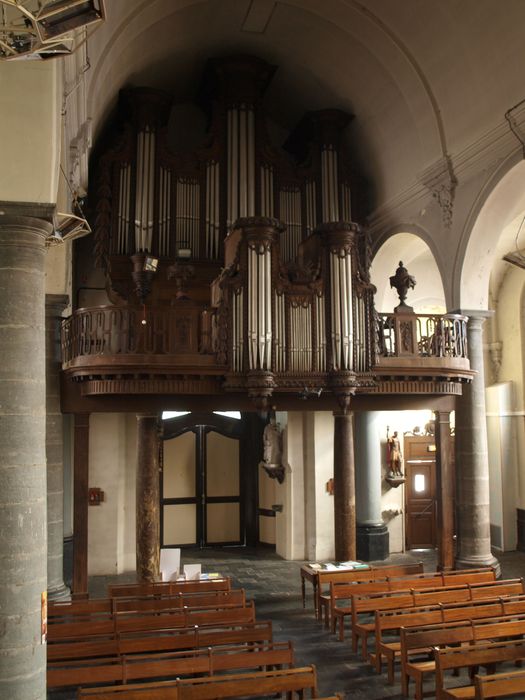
69, 55, 376, 404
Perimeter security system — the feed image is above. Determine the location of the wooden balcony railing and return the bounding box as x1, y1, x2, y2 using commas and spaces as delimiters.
61, 305, 221, 377
61, 306, 471, 386
374, 312, 470, 375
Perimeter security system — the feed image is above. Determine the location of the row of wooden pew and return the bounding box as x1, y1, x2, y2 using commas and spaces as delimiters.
47, 575, 337, 698
310, 562, 525, 698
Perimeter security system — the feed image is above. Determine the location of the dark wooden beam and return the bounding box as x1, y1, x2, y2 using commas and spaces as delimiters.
136, 415, 160, 582
333, 411, 356, 561
72, 414, 89, 597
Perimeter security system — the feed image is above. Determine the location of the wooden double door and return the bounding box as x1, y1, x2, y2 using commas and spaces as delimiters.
404, 435, 437, 549
161, 413, 243, 548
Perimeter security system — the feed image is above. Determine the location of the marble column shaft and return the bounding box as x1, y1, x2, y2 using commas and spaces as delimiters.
136, 415, 160, 582
333, 411, 356, 561
354, 412, 389, 561
0, 216, 52, 700
46, 294, 70, 600
455, 313, 500, 575
355, 412, 383, 525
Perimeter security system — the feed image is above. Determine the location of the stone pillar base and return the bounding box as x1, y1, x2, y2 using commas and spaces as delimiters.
455, 553, 501, 578
48, 582, 71, 602
356, 524, 389, 562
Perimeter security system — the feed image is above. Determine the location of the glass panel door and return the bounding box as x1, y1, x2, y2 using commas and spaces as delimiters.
205, 430, 241, 545
161, 430, 197, 546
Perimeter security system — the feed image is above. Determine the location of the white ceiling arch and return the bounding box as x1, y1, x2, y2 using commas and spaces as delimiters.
371, 230, 446, 314
458, 156, 525, 310
85, 0, 448, 205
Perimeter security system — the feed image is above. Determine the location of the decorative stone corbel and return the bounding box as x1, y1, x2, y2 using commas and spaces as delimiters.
488, 341, 503, 383
420, 155, 457, 229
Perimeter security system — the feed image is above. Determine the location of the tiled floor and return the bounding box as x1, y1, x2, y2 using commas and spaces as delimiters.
50, 547, 525, 699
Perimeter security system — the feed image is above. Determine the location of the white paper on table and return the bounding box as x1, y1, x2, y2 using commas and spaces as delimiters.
160, 548, 180, 582
184, 564, 202, 580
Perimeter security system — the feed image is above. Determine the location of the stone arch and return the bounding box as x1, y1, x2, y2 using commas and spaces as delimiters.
457, 155, 525, 310
370, 229, 446, 313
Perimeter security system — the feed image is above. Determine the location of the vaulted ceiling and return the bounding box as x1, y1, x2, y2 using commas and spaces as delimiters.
86, 0, 525, 214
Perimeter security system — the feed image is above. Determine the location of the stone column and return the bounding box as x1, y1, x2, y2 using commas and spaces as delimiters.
45, 294, 70, 601
136, 414, 160, 582
333, 411, 356, 561
455, 312, 500, 575
354, 412, 389, 561
0, 216, 52, 700
72, 415, 89, 596
434, 410, 454, 571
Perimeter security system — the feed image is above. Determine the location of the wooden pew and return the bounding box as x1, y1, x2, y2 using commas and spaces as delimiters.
350, 578, 525, 654
108, 578, 231, 598
310, 561, 423, 622
434, 639, 525, 700
48, 601, 256, 642
77, 664, 320, 699
47, 619, 273, 662
49, 589, 246, 619
371, 593, 525, 684
328, 568, 495, 633
474, 669, 525, 698
401, 614, 525, 700
48, 640, 294, 689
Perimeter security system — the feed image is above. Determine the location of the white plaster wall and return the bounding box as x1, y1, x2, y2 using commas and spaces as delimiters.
276, 412, 305, 560
0, 61, 60, 204
486, 383, 519, 551
492, 268, 525, 510
311, 412, 335, 560
88, 413, 136, 575
277, 411, 334, 561
377, 410, 436, 553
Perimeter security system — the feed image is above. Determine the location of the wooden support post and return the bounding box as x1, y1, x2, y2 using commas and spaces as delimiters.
136, 414, 160, 582
73, 414, 90, 596
434, 410, 454, 571
333, 411, 356, 561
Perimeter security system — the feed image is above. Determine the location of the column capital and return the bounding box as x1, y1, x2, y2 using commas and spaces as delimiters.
45, 293, 70, 318
0, 214, 53, 241
449, 308, 494, 324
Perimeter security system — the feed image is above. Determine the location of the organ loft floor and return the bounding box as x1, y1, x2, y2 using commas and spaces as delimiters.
51, 547, 525, 699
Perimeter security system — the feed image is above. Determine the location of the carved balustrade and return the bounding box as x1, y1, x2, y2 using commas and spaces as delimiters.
61, 304, 220, 378
375, 311, 470, 374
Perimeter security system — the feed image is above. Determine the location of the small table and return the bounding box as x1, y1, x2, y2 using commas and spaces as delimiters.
300, 562, 371, 619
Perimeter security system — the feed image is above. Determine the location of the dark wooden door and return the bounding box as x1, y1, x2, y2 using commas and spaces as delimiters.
405, 436, 437, 549
161, 413, 243, 548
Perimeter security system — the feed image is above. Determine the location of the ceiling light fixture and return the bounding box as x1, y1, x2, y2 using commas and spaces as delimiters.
0, 0, 105, 61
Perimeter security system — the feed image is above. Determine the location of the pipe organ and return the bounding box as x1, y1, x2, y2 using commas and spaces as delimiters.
93, 56, 362, 270
89, 55, 375, 404
214, 218, 375, 404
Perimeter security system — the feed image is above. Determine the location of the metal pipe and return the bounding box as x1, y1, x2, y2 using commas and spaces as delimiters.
239, 108, 247, 218
231, 109, 239, 226
247, 109, 255, 216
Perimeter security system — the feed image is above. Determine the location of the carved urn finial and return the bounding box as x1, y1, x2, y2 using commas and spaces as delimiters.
389, 261, 416, 312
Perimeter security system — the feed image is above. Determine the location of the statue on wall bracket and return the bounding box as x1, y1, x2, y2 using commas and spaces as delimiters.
385, 426, 406, 488
260, 412, 285, 484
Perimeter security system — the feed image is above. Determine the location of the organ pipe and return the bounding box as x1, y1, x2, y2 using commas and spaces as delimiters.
329, 249, 354, 370
134, 127, 156, 252
321, 146, 339, 222
247, 244, 272, 370
227, 105, 256, 228
117, 163, 131, 253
